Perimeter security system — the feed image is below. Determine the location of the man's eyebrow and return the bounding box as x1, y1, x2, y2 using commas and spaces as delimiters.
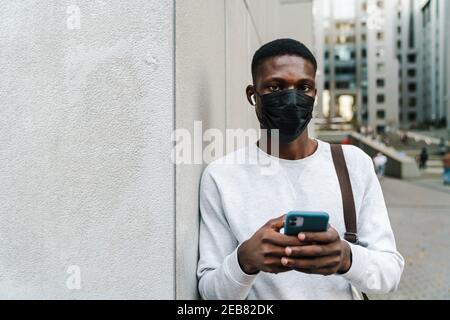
298, 78, 316, 84
260, 75, 316, 84
261, 76, 287, 83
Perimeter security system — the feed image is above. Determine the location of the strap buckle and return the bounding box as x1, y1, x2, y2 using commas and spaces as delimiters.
344, 232, 359, 244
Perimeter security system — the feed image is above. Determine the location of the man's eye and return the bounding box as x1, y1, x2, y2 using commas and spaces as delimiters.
269, 85, 280, 92
302, 86, 311, 93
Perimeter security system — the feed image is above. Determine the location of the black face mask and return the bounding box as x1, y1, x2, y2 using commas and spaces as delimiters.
256, 89, 315, 144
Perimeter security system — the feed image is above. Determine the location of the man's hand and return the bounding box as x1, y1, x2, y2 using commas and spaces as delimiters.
280, 226, 352, 276
237, 214, 304, 275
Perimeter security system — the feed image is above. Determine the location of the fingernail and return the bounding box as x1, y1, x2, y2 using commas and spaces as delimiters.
285, 247, 292, 256
298, 233, 306, 241
281, 258, 288, 266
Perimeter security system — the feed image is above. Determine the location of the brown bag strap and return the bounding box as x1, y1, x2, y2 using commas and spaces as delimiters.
331, 144, 369, 300
330, 144, 358, 244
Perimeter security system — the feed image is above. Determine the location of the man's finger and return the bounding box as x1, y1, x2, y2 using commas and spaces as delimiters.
262, 243, 288, 258
262, 257, 292, 274
265, 229, 304, 247
281, 255, 339, 271
299, 227, 339, 244
285, 243, 340, 258
267, 214, 286, 231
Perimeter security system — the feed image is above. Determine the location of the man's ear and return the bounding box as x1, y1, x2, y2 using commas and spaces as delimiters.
246, 85, 256, 106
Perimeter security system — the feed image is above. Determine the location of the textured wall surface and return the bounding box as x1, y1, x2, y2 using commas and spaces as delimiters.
0, 0, 174, 299
0, 0, 313, 299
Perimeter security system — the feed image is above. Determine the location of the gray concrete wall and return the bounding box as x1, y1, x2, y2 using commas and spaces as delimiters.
0, 0, 314, 299
0, 0, 175, 299
174, 0, 228, 300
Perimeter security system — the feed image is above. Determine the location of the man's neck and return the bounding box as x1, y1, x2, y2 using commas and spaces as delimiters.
257, 131, 318, 161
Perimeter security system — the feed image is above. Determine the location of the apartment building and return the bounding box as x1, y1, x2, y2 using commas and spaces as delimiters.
315, 0, 399, 133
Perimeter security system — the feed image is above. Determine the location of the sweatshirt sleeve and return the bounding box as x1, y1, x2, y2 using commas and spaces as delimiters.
197, 167, 258, 300
340, 148, 405, 294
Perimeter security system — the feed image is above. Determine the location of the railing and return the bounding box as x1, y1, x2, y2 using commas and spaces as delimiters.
317, 131, 421, 179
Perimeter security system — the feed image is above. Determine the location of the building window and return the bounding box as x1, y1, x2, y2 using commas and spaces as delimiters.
377, 125, 386, 134
377, 63, 385, 73
335, 66, 356, 74
407, 69, 416, 77
377, 79, 385, 88
408, 97, 417, 107
407, 54, 416, 63
363, 95, 368, 104
408, 112, 417, 121
377, 32, 384, 41
408, 83, 417, 92
377, 94, 385, 103
336, 81, 351, 89
377, 110, 386, 119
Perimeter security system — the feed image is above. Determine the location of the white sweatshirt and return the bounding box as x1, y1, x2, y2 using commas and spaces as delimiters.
197, 139, 404, 300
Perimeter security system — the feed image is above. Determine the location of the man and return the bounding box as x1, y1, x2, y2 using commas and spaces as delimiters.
419, 147, 429, 170
197, 39, 404, 300
373, 152, 388, 179
443, 151, 450, 186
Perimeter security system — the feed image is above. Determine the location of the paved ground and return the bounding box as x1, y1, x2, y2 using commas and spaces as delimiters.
369, 177, 450, 300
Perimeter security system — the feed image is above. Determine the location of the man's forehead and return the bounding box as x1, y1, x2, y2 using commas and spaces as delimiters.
257, 55, 316, 81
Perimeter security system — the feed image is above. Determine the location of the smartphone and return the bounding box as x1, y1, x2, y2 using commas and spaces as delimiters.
283, 211, 329, 236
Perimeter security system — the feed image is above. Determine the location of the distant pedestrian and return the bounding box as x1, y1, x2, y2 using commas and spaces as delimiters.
382, 134, 390, 146
443, 152, 450, 186
373, 152, 388, 178
360, 126, 367, 136
419, 148, 429, 170
400, 132, 408, 146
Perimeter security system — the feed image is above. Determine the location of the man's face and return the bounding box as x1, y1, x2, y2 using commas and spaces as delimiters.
246, 55, 317, 124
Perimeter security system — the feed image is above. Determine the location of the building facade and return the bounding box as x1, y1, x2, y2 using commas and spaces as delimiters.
418, 0, 450, 129
396, 0, 422, 129
315, 0, 400, 133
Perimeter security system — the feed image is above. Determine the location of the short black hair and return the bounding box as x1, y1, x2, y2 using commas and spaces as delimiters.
251, 38, 317, 82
